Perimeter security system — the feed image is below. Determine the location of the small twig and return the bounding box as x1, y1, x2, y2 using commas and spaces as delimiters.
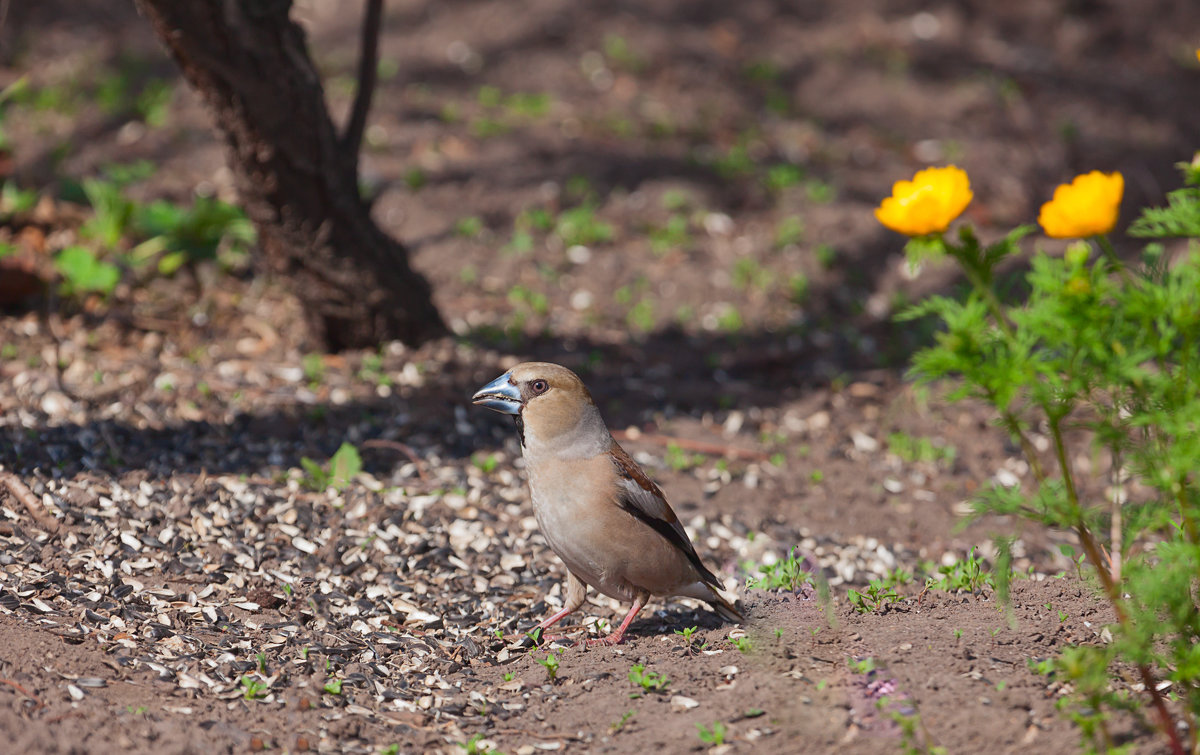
340, 0, 384, 169
611, 430, 769, 461
0, 676, 43, 709
360, 439, 429, 482
1110, 452, 1123, 584
0, 473, 60, 535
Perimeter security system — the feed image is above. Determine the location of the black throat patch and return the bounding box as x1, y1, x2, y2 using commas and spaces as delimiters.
513, 415, 526, 447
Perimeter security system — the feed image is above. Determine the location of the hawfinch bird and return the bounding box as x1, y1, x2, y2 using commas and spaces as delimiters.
472, 362, 743, 646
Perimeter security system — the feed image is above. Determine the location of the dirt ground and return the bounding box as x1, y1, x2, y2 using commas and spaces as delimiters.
1, 0, 1198, 753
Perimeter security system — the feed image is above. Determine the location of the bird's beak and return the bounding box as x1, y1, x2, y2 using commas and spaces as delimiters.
472, 372, 521, 415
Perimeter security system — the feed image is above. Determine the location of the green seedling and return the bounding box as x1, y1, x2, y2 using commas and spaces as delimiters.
55, 246, 120, 297
458, 733, 496, 755
664, 443, 704, 472
848, 580, 902, 614
455, 216, 484, 238
765, 163, 804, 192
774, 216, 805, 248
610, 710, 635, 733
716, 304, 744, 333
472, 453, 499, 474
732, 257, 771, 291
696, 721, 727, 746
848, 657, 876, 675
300, 442, 362, 492
882, 567, 914, 588
555, 204, 613, 246
746, 547, 812, 592
789, 273, 810, 304
240, 675, 269, 701
628, 663, 669, 693
538, 649, 562, 682
887, 432, 957, 467
649, 214, 690, 255
302, 352, 325, 385
929, 547, 994, 593
674, 625, 707, 651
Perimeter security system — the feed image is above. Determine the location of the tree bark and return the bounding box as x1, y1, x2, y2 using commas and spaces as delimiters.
134, 0, 445, 350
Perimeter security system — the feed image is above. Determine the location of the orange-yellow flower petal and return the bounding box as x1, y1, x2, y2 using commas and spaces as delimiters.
1037, 171, 1124, 239
875, 166, 973, 236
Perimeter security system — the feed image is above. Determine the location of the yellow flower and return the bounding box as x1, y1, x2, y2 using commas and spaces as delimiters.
875, 166, 973, 236
1038, 171, 1124, 238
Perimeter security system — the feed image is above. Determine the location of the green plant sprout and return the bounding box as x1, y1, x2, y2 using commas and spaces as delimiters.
926, 547, 993, 593
538, 649, 562, 682
696, 721, 727, 746
300, 442, 362, 492
610, 710, 635, 733
627, 663, 669, 693
674, 625, 708, 652
240, 675, 269, 701
879, 696, 947, 755
848, 580, 902, 613
847, 657, 876, 675
746, 547, 812, 591
458, 733, 498, 755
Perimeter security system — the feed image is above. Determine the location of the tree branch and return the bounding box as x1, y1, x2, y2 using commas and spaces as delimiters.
341, 0, 384, 168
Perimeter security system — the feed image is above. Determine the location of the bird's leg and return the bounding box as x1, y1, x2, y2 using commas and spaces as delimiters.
586, 591, 648, 647
535, 572, 587, 641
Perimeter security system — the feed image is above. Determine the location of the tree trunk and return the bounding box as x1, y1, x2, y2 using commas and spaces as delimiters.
134, 0, 445, 350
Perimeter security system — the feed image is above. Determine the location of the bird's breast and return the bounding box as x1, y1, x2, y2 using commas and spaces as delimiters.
524, 455, 624, 587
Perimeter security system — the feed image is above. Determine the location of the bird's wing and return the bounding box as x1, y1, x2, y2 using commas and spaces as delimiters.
608, 442, 723, 589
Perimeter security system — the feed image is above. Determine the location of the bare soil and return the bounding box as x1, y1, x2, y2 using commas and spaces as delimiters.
1, 0, 1197, 753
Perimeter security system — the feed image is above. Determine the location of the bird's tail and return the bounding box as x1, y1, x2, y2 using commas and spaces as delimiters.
680, 580, 745, 623
707, 585, 745, 623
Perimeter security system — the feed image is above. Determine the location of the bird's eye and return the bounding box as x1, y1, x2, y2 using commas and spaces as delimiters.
530, 379, 549, 395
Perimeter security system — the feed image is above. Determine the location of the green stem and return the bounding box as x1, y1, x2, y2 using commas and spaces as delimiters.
956, 252, 1016, 340
997, 408, 1046, 483
1175, 480, 1199, 546
1047, 415, 1186, 755
1095, 234, 1134, 288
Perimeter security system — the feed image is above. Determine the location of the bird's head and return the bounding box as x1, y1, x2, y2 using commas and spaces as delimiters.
472, 362, 605, 451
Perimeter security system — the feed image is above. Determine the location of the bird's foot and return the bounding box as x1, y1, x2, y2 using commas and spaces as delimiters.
584, 633, 627, 648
